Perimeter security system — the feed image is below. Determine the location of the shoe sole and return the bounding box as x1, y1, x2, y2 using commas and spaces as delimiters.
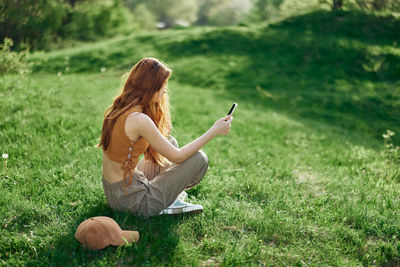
159, 206, 203, 216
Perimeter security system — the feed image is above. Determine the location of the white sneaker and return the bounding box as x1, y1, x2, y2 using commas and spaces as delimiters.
177, 191, 188, 202
159, 198, 203, 215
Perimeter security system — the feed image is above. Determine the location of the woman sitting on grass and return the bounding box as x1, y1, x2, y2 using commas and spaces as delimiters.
97, 57, 233, 217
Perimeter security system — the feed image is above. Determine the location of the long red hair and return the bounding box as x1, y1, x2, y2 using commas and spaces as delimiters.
97, 57, 173, 166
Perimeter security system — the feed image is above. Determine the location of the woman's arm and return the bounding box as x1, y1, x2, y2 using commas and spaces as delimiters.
129, 113, 233, 163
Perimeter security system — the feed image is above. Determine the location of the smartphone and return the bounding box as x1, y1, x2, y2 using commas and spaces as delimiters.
227, 103, 237, 115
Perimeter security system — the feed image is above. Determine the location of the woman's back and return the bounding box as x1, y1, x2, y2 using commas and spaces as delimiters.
102, 106, 148, 183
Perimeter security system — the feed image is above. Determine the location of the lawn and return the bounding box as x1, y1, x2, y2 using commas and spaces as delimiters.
1, 10, 399, 266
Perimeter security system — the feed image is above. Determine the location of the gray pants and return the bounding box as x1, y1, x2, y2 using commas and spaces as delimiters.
102, 136, 209, 218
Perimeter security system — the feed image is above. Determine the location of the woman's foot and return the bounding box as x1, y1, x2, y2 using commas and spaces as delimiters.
159, 198, 203, 215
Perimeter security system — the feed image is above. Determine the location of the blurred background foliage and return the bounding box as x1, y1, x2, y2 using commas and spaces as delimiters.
1, 0, 400, 53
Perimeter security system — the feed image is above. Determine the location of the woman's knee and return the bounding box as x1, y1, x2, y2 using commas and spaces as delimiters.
192, 150, 209, 168
183, 151, 208, 190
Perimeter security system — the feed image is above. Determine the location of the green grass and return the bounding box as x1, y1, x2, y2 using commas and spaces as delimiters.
1, 9, 400, 266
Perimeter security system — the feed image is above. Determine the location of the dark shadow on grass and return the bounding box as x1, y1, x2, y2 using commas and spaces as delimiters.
25, 200, 189, 266
157, 10, 400, 59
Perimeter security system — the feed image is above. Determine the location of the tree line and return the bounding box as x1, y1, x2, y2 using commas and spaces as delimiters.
0, 0, 399, 51
0, 0, 254, 51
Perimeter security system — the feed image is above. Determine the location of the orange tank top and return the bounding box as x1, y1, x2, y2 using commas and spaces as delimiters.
103, 106, 149, 190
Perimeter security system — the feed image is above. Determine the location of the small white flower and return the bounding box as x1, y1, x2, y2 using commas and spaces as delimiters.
387, 130, 395, 137
57, 71, 62, 77
100, 67, 106, 72
2, 153, 8, 159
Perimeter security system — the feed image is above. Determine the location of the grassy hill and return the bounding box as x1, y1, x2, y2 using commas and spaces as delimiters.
31, 10, 400, 145
1, 10, 400, 266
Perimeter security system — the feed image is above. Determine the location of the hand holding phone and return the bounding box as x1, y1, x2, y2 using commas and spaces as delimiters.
227, 103, 237, 116
212, 103, 236, 135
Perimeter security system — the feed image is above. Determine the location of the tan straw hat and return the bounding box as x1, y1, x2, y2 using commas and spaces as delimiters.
75, 216, 139, 250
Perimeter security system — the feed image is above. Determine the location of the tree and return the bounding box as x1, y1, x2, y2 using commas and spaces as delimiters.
196, 0, 228, 25
196, 0, 252, 26
0, 0, 68, 50
332, 0, 344, 10
243, 0, 284, 23
63, 0, 132, 40
208, 0, 253, 25
131, 3, 157, 31
325, 0, 400, 11
146, 0, 198, 28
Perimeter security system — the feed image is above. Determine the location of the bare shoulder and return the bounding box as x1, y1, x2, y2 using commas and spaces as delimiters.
126, 111, 152, 126
124, 111, 149, 141
125, 111, 155, 137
